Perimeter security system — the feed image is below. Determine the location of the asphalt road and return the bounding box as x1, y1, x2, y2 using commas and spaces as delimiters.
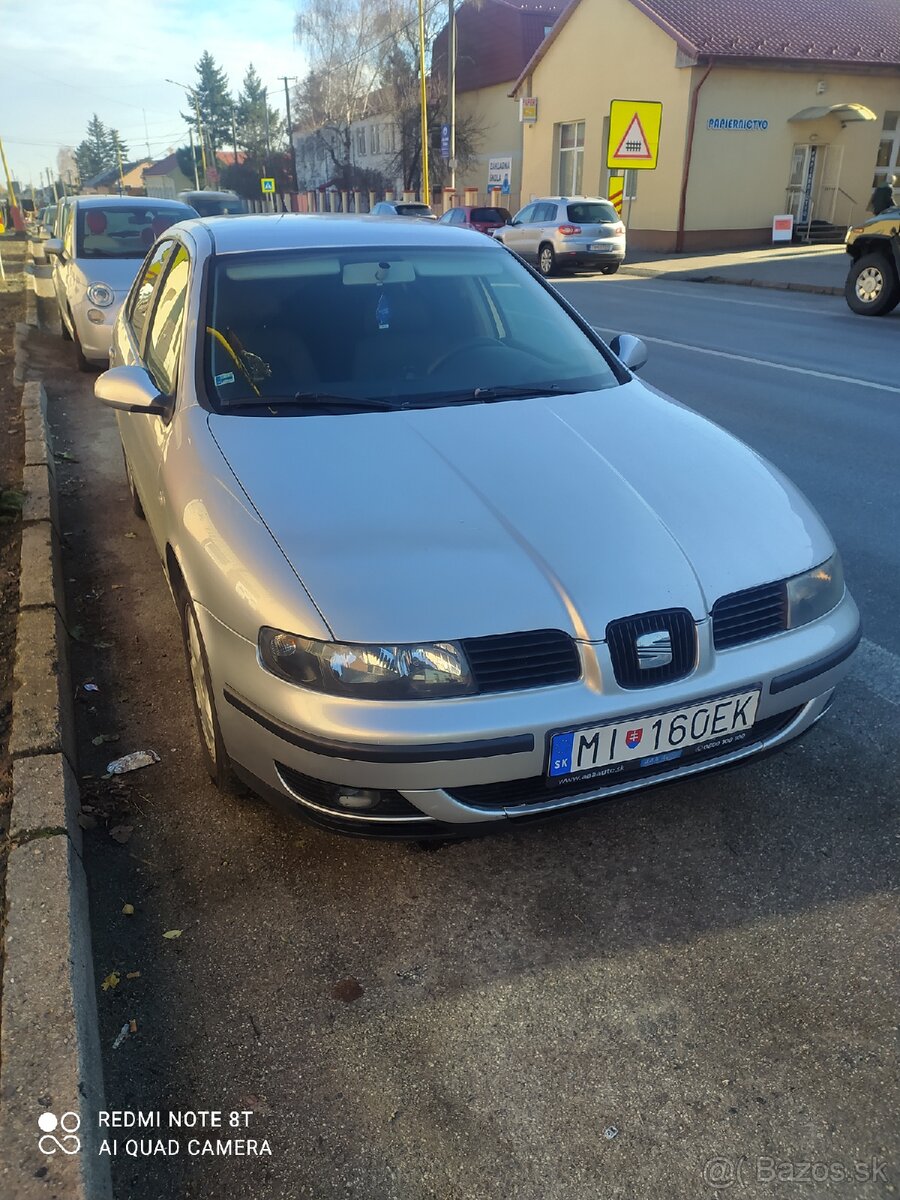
32, 273, 898, 1200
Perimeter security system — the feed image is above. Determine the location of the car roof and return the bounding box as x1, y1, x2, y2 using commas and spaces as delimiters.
73, 194, 193, 209
533, 196, 611, 204
188, 213, 497, 254
178, 190, 240, 200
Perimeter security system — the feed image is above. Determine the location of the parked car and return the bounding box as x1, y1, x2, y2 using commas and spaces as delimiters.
177, 189, 246, 217
44, 195, 197, 371
371, 200, 437, 219
844, 206, 900, 315
38, 204, 57, 236
439, 205, 512, 235
94, 215, 858, 838
493, 195, 626, 276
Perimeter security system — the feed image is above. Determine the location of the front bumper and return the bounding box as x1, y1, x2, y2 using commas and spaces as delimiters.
201, 592, 860, 834
72, 296, 125, 363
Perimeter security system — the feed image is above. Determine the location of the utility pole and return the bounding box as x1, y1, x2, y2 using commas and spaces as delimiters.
47, 168, 59, 203
263, 89, 272, 174
279, 75, 299, 192
143, 109, 151, 159
448, 0, 457, 191
116, 144, 125, 195
0, 136, 25, 231
230, 106, 239, 168
193, 94, 209, 185
188, 129, 200, 190
417, 0, 430, 205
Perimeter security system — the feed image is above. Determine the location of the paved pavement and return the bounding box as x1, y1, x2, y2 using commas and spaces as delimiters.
30, 275, 898, 1200
618, 244, 848, 293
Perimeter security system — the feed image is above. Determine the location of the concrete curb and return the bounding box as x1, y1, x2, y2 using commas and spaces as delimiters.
0, 375, 112, 1200
618, 263, 843, 296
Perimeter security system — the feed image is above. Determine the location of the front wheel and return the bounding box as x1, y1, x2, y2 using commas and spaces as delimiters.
845, 252, 900, 316
177, 585, 242, 795
69, 309, 93, 372
538, 243, 557, 277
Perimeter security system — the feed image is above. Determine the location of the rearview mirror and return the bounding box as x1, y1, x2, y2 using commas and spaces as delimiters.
609, 333, 648, 373
44, 238, 64, 259
94, 366, 168, 415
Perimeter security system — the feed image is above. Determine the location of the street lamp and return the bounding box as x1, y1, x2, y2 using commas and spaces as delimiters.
165, 78, 209, 186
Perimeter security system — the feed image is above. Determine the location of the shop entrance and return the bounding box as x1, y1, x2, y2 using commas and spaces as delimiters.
786, 143, 846, 228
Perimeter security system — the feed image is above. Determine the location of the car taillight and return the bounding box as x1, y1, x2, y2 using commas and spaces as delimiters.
613, 222, 626, 235
558, 224, 581, 235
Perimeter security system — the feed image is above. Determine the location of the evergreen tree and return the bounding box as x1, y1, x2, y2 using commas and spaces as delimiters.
107, 128, 129, 166
181, 51, 233, 161
235, 64, 284, 166
75, 113, 110, 180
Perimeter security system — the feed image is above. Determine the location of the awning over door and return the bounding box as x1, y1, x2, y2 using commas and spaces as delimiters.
788, 103, 877, 124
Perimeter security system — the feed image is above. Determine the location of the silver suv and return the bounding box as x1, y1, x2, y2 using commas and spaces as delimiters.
494, 196, 626, 276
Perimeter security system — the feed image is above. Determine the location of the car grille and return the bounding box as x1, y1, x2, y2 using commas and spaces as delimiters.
461, 629, 581, 694
605, 609, 696, 689
446, 708, 802, 810
712, 581, 788, 650
275, 765, 422, 817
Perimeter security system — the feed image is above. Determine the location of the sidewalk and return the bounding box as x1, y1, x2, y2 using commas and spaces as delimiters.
620, 243, 848, 295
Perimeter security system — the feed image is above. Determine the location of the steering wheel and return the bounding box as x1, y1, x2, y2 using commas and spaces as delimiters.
427, 337, 506, 376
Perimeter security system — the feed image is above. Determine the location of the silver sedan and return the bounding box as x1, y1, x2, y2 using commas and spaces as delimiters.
94, 215, 859, 837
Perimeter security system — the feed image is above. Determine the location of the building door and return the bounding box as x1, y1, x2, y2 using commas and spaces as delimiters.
786, 143, 828, 225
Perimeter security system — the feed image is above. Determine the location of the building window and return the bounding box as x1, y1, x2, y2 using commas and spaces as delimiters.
557, 121, 585, 195
370, 125, 380, 155
356, 127, 366, 157
874, 110, 899, 186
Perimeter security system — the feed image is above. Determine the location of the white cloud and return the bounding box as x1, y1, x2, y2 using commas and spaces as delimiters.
0, 0, 306, 184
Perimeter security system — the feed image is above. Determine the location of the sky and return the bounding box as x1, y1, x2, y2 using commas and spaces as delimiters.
0, 0, 307, 189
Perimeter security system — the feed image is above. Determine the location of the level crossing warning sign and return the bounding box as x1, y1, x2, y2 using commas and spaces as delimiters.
607, 100, 662, 171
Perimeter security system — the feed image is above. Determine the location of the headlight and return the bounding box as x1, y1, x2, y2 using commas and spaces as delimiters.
86, 282, 114, 307
258, 628, 475, 699
786, 553, 844, 628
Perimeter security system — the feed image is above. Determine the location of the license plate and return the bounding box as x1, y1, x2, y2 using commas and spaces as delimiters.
547, 689, 760, 779
591, 241, 615, 251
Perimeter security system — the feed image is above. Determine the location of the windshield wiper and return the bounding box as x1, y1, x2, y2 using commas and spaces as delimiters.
426, 383, 582, 404
219, 392, 403, 414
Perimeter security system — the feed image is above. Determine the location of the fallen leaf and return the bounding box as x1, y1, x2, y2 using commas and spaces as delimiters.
109, 824, 134, 844
124, 531, 137, 539
92, 733, 119, 746
121, 903, 134, 915
162, 929, 182, 940
77, 811, 98, 830
126, 971, 141, 980
93, 640, 113, 650
111, 584, 125, 590
331, 977, 364, 1003
54, 450, 79, 462
101, 971, 120, 991
129, 1019, 138, 1033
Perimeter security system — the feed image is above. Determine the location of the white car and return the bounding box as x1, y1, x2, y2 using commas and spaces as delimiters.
45, 195, 196, 370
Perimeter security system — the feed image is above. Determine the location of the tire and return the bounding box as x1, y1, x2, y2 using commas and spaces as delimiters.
538, 243, 557, 277
601, 263, 621, 275
70, 309, 93, 372
59, 303, 72, 341
122, 448, 145, 519
176, 584, 242, 795
844, 252, 900, 316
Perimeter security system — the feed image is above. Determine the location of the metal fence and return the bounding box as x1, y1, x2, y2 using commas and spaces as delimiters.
246, 188, 520, 216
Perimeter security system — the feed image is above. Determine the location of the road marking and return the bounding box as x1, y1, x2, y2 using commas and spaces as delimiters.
850, 637, 900, 708
593, 326, 900, 395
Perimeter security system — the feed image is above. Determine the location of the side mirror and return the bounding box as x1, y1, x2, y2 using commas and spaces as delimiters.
508, 218, 519, 226
609, 333, 649, 373
95, 366, 168, 415
44, 238, 64, 259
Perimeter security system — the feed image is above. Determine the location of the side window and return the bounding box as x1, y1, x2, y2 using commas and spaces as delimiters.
63, 205, 76, 256
514, 204, 536, 224
144, 246, 190, 396
534, 203, 556, 223
452, 209, 466, 224
128, 240, 176, 348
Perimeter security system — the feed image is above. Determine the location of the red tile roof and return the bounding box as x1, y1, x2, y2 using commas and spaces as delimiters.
632, 0, 900, 64
432, 0, 565, 93
512, 0, 900, 92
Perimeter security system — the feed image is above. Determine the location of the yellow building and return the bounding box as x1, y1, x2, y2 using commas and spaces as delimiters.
510, 0, 900, 249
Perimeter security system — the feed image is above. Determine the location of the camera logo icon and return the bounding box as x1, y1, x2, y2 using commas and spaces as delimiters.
37, 1111, 81, 1155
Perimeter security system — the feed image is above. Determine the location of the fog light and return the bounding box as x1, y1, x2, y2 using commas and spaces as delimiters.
86, 308, 105, 324
337, 787, 382, 811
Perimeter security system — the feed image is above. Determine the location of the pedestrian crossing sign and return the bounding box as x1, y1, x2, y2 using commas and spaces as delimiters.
260, 177, 276, 193
607, 100, 662, 170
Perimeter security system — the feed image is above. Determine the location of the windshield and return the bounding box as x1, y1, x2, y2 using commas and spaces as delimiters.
192, 197, 244, 216
394, 204, 433, 217
567, 202, 619, 224
203, 245, 620, 413
471, 208, 511, 223
76, 204, 193, 259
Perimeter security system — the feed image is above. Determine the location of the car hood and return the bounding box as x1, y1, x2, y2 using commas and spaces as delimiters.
207, 382, 832, 644
73, 258, 142, 293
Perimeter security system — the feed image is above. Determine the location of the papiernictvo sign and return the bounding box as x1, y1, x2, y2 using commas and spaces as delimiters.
707, 118, 769, 130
